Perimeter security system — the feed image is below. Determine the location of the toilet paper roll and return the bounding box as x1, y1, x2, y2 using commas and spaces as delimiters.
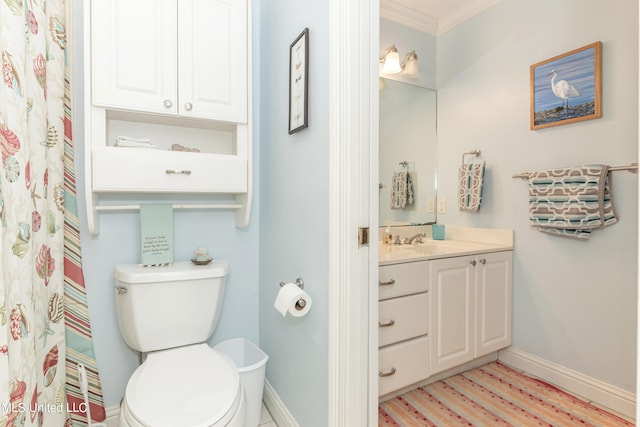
274, 282, 312, 317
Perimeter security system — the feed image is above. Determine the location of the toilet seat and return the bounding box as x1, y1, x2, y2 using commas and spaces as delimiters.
122, 344, 244, 427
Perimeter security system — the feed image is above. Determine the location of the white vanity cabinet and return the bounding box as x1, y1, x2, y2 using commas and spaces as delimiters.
378, 261, 430, 396
91, 0, 247, 122
429, 251, 512, 376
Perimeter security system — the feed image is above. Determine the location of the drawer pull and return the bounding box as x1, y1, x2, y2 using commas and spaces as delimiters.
378, 319, 395, 327
165, 169, 192, 175
379, 279, 396, 286
379, 368, 396, 377
470, 260, 477, 266
479, 258, 486, 264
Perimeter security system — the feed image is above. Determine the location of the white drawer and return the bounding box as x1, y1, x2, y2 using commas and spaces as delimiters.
379, 261, 428, 300
378, 336, 429, 396
93, 147, 247, 193
378, 293, 428, 347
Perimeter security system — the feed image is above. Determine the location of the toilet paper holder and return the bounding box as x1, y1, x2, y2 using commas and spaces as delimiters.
279, 278, 304, 289
279, 278, 306, 309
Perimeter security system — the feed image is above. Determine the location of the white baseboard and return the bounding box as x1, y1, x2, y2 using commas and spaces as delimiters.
262, 379, 299, 427
91, 404, 119, 427
499, 347, 636, 420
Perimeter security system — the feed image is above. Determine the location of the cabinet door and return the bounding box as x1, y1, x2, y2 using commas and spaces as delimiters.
91, 0, 178, 114
178, 0, 248, 122
475, 251, 512, 357
429, 256, 474, 375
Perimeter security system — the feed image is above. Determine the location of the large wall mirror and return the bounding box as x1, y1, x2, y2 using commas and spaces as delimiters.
379, 77, 437, 226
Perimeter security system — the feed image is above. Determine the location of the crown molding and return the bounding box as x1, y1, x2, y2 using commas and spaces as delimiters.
380, 0, 500, 35
380, 1, 439, 35
438, 0, 501, 34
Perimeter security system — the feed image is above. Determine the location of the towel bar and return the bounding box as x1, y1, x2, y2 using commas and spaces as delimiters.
512, 163, 638, 180
95, 203, 242, 212
462, 149, 481, 163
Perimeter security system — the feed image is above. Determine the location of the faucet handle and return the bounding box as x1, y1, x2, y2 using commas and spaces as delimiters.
393, 235, 402, 245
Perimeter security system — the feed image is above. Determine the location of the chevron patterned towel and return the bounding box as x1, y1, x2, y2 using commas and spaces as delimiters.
391, 171, 415, 210
528, 165, 617, 240
458, 161, 485, 211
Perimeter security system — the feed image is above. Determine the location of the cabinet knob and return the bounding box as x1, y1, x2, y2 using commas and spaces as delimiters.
379, 368, 396, 377
184, 102, 193, 111
470, 260, 477, 266
379, 279, 396, 286
479, 258, 486, 264
163, 99, 173, 108
378, 319, 395, 328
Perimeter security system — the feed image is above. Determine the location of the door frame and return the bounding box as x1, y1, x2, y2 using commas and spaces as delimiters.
327, 0, 379, 425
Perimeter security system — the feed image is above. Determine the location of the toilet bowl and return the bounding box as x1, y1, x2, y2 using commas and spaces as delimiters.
118, 345, 245, 427
114, 261, 245, 427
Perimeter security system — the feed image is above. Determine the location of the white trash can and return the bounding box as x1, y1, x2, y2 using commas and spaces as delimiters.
214, 338, 269, 427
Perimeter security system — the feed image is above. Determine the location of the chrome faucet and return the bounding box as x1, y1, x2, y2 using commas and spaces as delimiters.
403, 233, 426, 244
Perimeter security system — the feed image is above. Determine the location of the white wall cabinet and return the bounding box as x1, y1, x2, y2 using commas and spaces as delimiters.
91, 0, 247, 123
84, 0, 251, 234
429, 251, 512, 376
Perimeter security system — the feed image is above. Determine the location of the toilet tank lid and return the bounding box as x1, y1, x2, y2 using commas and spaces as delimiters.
114, 260, 229, 284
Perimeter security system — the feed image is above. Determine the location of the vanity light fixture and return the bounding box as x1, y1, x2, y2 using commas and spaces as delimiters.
380, 45, 402, 74
403, 50, 419, 78
379, 45, 420, 78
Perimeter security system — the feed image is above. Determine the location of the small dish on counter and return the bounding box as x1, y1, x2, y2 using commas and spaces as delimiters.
190, 258, 213, 265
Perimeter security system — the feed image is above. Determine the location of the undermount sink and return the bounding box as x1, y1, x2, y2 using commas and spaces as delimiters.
379, 239, 501, 261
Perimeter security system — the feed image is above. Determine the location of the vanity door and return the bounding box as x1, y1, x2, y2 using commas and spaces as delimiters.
429, 256, 475, 375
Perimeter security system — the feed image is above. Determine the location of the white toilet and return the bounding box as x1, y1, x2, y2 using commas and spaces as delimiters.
114, 260, 246, 427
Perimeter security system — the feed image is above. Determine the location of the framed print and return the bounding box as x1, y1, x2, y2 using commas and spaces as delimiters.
289, 28, 309, 134
530, 41, 602, 130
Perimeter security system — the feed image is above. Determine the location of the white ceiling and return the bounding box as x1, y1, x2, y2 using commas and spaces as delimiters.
380, 0, 501, 35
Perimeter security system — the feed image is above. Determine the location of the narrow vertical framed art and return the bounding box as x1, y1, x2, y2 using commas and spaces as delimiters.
289, 28, 309, 134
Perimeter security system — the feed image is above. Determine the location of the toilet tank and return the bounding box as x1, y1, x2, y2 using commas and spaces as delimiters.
114, 260, 229, 353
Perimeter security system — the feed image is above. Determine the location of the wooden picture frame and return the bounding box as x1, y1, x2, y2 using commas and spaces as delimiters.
530, 41, 602, 130
289, 28, 309, 134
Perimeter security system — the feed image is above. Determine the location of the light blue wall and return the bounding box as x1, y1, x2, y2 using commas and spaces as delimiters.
73, 0, 262, 407
257, 1, 330, 426
380, 18, 436, 90
436, 0, 638, 392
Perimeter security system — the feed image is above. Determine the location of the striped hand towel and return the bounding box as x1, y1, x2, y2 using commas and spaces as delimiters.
458, 161, 485, 211
528, 164, 617, 239
390, 171, 415, 210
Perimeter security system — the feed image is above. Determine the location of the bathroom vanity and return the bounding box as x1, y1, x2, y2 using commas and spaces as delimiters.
377, 226, 513, 398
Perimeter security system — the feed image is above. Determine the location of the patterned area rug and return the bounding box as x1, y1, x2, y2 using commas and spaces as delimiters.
379, 362, 633, 426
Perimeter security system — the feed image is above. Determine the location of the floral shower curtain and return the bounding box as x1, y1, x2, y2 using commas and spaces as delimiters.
1, 0, 105, 426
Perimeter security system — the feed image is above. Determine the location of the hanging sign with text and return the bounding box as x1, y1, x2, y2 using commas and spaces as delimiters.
140, 204, 174, 266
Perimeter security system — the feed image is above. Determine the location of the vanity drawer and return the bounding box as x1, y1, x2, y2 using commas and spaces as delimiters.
378, 293, 428, 347
379, 261, 429, 300
379, 336, 429, 396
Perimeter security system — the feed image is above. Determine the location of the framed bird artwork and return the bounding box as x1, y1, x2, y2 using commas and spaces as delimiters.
530, 41, 602, 130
